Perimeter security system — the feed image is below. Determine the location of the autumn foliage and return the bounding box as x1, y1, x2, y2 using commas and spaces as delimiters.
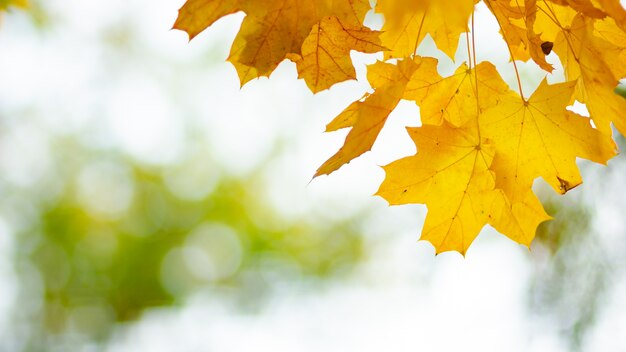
174, 0, 626, 255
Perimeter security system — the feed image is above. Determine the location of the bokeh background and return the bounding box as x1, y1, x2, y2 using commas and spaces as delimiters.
1, 1, 626, 351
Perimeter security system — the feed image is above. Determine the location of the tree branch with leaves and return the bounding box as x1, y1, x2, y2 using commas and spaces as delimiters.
174, 0, 626, 255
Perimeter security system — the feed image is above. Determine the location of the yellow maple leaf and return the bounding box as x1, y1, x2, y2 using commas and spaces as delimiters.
330, 0, 372, 27
547, 0, 607, 18
530, 1, 578, 45
596, 0, 626, 30
507, 2, 626, 136
228, 1, 322, 84
481, 79, 616, 198
541, 12, 626, 135
485, 0, 554, 72
376, 0, 476, 59
315, 58, 421, 176
317, 58, 512, 177
377, 121, 549, 254
288, 16, 386, 93
173, 0, 241, 40
377, 121, 500, 254
485, 0, 533, 60
404, 60, 511, 126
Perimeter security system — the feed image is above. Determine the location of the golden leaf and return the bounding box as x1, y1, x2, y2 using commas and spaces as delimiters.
376, 0, 476, 59
315, 58, 421, 176
377, 121, 549, 254
404, 60, 511, 126
289, 16, 385, 93
173, 0, 241, 40
481, 79, 616, 198
174, 0, 375, 87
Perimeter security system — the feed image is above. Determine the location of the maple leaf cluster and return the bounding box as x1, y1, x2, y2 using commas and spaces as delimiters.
175, 0, 626, 255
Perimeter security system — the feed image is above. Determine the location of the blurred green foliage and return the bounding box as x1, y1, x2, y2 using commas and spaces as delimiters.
0, 4, 368, 349
526, 83, 626, 351
8, 139, 366, 350
529, 198, 612, 351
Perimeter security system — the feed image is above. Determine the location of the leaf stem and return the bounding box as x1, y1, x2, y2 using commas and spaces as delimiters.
412, 5, 429, 56
484, 0, 526, 101
471, 9, 478, 88
465, 31, 473, 69
471, 6, 482, 140
539, 1, 580, 63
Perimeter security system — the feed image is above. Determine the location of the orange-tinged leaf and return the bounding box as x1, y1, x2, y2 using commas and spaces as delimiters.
289, 16, 385, 93
174, 0, 373, 88
227, 0, 322, 85
596, 0, 626, 30
331, 0, 372, 26
173, 0, 242, 40
315, 58, 421, 176
523, 0, 557, 72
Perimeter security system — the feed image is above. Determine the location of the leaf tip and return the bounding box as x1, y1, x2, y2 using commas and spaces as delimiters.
171, 26, 195, 43
432, 246, 466, 258
312, 170, 326, 179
